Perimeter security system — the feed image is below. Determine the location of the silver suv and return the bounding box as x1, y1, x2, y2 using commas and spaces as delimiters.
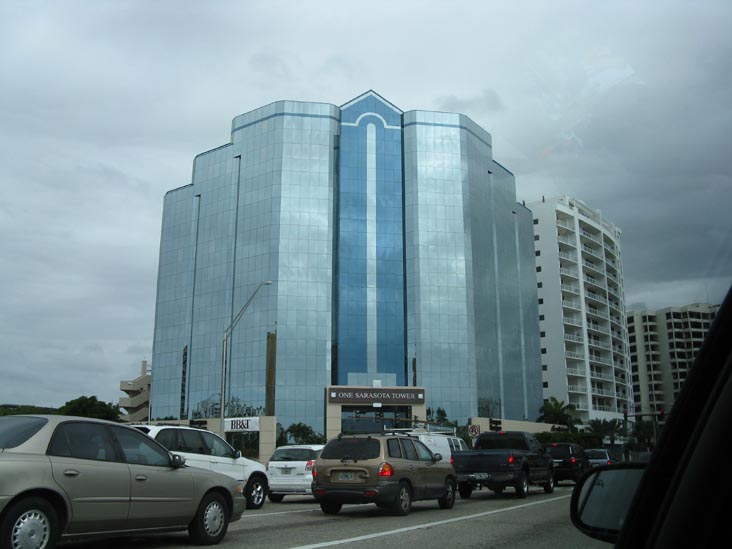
312, 433, 456, 515
135, 425, 268, 509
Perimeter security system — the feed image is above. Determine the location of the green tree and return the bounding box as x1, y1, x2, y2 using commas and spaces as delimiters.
605, 419, 625, 448
0, 404, 57, 416
285, 423, 326, 444
58, 396, 120, 421
536, 397, 578, 432
435, 407, 449, 425
625, 420, 655, 453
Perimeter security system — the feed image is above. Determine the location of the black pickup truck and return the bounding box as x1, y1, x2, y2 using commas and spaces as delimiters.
451, 431, 554, 498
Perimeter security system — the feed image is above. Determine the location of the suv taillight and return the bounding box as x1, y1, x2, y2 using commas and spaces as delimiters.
378, 462, 394, 477
311, 463, 318, 478
305, 460, 315, 472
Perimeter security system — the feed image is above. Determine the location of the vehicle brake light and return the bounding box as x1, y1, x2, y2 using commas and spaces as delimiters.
570, 457, 577, 464
378, 462, 394, 477
508, 455, 515, 464
607, 460, 612, 465
305, 460, 315, 472
311, 464, 318, 478
450, 456, 454, 465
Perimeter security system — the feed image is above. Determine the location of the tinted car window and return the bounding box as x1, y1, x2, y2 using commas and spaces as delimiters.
545, 445, 572, 458
271, 448, 317, 461
387, 438, 402, 458
400, 439, 418, 460
321, 438, 381, 460
586, 450, 608, 459
414, 440, 433, 461
155, 428, 177, 451
201, 431, 234, 458
0, 416, 47, 448
178, 429, 208, 454
475, 436, 529, 451
113, 426, 171, 466
48, 422, 117, 462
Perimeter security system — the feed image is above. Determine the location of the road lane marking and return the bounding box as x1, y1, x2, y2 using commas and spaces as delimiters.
290, 495, 572, 548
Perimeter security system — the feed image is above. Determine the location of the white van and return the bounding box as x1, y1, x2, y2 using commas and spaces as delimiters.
406, 431, 469, 462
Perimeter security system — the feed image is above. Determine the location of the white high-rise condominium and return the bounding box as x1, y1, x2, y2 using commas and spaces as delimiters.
528, 196, 633, 424
627, 303, 718, 420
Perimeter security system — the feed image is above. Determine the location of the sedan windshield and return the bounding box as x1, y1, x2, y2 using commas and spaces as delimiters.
0, 416, 47, 449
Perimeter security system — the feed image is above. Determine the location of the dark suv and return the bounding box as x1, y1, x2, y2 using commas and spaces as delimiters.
312, 433, 456, 515
543, 442, 590, 483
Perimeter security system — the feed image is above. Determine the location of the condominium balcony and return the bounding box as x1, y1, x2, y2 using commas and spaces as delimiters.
589, 354, 614, 366
566, 350, 586, 360
558, 235, 577, 247
559, 251, 578, 263
566, 367, 587, 377
587, 307, 609, 320
582, 260, 606, 276
568, 385, 586, 394
590, 369, 615, 382
561, 284, 580, 294
562, 299, 582, 310
580, 230, 602, 244
564, 316, 583, 328
557, 219, 575, 231
560, 267, 579, 278
565, 333, 584, 343
588, 339, 612, 350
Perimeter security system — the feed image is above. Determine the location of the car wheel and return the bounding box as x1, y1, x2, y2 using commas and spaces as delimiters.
320, 502, 342, 515
543, 470, 555, 494
188, 491, 229, 545
246, 475, 267, 509
438, 478, 456, 509
458, 482, 473, 499
0, 496, 58, 549
267, 493, 285, 503
515, 470, 529, 498
391, 481, 412, 516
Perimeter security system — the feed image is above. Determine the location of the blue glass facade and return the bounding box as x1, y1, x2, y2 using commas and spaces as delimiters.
150, 91, 542, 431
336, 94, 405, 387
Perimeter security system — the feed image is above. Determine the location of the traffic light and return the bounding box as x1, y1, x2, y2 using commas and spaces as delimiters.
489, 418, 502, 431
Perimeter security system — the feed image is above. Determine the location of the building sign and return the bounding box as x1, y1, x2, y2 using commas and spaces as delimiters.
225, 417, 260, 432
328, 387, 425, 405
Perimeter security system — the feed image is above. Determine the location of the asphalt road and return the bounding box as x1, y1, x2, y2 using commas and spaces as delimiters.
64, 484, 611, 548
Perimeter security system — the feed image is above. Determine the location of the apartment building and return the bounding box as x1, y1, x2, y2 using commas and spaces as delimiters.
528, 196, 632, 424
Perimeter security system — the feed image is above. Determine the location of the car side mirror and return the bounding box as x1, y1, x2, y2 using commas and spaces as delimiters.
433, 453, 442, 462
570, 463, 645, 543
170, 453, 186, 468
234, 450, 242, 459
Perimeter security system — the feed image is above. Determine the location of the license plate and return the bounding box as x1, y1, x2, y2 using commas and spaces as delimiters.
338, 472, 354, 481
474, 473, 489, 480
280, 468, 291, 475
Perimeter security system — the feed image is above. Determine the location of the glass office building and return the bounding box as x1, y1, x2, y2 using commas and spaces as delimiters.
150, 91, 543, 431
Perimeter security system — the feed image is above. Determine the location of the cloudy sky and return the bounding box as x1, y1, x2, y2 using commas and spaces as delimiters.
1, 1, 730, 408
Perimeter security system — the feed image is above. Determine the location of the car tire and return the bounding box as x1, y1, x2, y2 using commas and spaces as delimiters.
458, 482, 473, 499
320, 502, 342, 515
246, 475, 267, 509
515, 470, 529, 499
391, 481, 412, 516
188, 491, 229, 545
0, 496, 59, 549
543, 470, 555, 494
267, 493, 285, 503
438, 478, 456, 509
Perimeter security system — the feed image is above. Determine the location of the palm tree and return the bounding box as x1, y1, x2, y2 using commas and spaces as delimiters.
587, 419, 608, 439
537, 397, 578, 432
605, 419, 624, 448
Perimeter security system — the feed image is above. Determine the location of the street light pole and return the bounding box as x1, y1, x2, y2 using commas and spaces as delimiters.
220, 280, 272, 437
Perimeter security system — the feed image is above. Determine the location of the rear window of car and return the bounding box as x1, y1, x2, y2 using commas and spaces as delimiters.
320, 438, 381, 460
271, 448, 318, 461
0, 416, 47, 448
586, 449, 608, 459
545, 445, 572, 458
475, 435, 529, 451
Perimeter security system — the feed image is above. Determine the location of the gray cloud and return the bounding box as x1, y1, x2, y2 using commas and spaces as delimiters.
0, 0, 730, 407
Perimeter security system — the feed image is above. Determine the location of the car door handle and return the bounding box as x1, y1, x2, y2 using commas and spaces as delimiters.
63, 469, 80, 477
135, 475, 148, 482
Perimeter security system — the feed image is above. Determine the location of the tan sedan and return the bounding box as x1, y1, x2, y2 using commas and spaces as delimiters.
0, 415, 245, 548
